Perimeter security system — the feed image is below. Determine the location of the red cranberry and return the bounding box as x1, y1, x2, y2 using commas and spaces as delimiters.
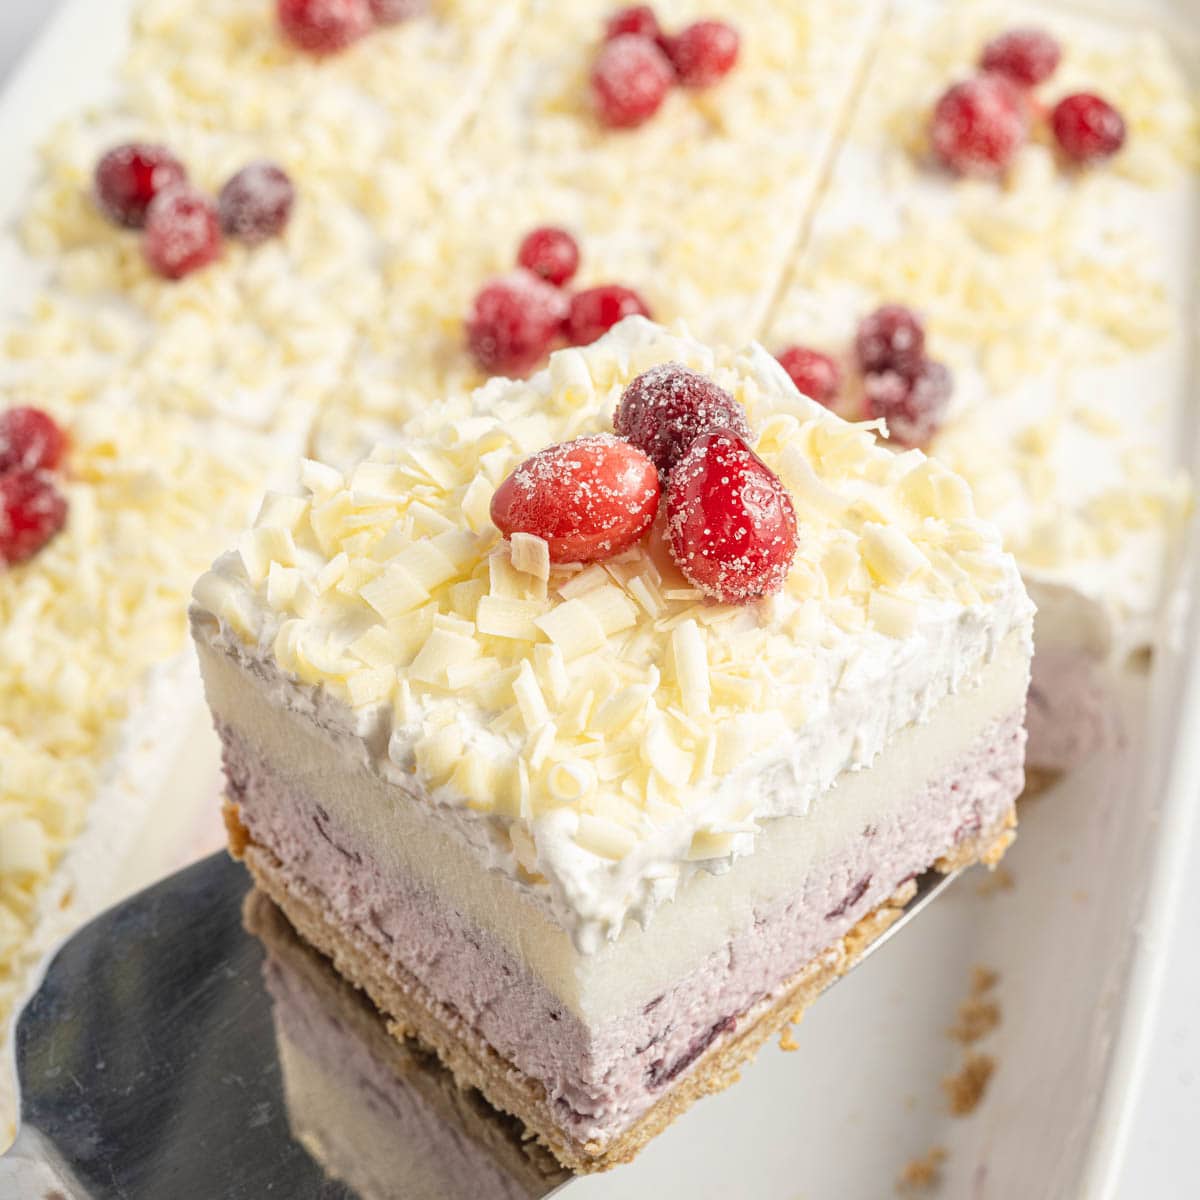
930, 74, 1027, 177
613, 363, 751, 476
490, 434, 660, 563
517, 227, 580, 288
591, 34, 674, 129
666, 430, 798, 605
665, 20, 740, 88
605, 5, 662, 42
855, 305, 926, 378
218, 161, 295, 244
565, 285, 651, 347
980, 28, 1062, 88
143, 187, 223, 280
775, 346, 841, 407
369, 0, 426, 22
94, 144, 187, 229
0, 471, 68, 567
467, 272, 568, 376
1051, 93, 1126, 164
863, 360, 953, 449
0, 408, 67, 475
277, 0, 374, 54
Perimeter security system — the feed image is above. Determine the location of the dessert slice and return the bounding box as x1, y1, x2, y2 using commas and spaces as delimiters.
192, 319, 1033, 1171
764, 0, 1196, 773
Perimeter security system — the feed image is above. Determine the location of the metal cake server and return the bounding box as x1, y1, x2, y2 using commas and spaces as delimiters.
0, 853, 957, 1200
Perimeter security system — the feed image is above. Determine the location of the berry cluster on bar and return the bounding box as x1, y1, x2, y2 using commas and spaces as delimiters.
856, 305, 952, 449
94, 144, 295, 279
467, 228, 651, 376
592, 6, 741, 129
774, 306, 952, 449
491, 363, 798, 606
0, 407, 69, 567
277, 0, 425, 56
930, 26, 1126, 178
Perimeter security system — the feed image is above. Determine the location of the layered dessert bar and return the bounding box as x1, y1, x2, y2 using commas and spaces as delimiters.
192, 319, 1033, 1169
764, 0, 1196, 773
247, 890, 570, 1200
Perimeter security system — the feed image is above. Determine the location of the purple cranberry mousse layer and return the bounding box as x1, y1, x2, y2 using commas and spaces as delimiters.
220, 706, 1023, 1146
1025, 646, 1122, 774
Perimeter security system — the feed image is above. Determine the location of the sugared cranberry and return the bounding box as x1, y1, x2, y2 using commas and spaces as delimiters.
143, 187, 223, 280
863, 360, 953, 449
277, 0, 374, 54
467, 272, 568, 376
218, 161, 295, 244
666, 430, 797, 605
565, 285, 651, 347
0, 408, 67, 475
94, 144, 187, 229
517, 227, 580, 288
605, 5, 662, 42
980, 28, 1062, 88
369, 0, 426, 22
613, 363, 751, 477
1051, 93, 1126, 164
665, 20, 740, 88
855, 305, 926, 378
930, 74, 1027, 177
0, 472, 68, 567
490, 434, 660, 564
776, 346, 841, 408
592, 34, 674, 129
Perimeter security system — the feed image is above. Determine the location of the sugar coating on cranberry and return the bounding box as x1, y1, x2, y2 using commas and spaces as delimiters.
864, 360, 953, 449
369, 0, 427, 23
565, 285, 651, 347
278, 0, 374, 54
490, 434, 660, 564
0, 471, 68, 567
219, 161, 296, 244
666, 20, 740, 88
143, 186, 223, 280
0, 408, 67, 475
980, 28, 1062, 88
467, 272, 568, 376
666, 430, 798, 605
605, 5, 662, 42
592, 34, 674, 129
1051, 92, 1126, 164
776, 346, 842, 408
613, 363, 751, 477
94, 143, 187, 229
855, 305, 926, 378
517, 227, 580, 288
931, 74, 1027, 177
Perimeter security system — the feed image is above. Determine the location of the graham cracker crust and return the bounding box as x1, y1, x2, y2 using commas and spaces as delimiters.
226, 801, 1015, 1174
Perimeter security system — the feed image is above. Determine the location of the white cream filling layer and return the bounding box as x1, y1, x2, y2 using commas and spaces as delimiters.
198, 629, 1027, 1024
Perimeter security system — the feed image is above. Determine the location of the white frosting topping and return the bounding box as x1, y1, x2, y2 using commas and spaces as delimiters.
193, 319, 1033, 950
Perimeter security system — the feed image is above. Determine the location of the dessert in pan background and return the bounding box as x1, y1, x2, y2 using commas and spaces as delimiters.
766, 0, 1197, 775
192, 319, 1034, 1169
0, 0, 1195, 1153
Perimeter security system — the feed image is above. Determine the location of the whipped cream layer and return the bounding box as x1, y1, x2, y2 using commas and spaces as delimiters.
766, 0, 1197, 666
193, 319, 1033, 949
